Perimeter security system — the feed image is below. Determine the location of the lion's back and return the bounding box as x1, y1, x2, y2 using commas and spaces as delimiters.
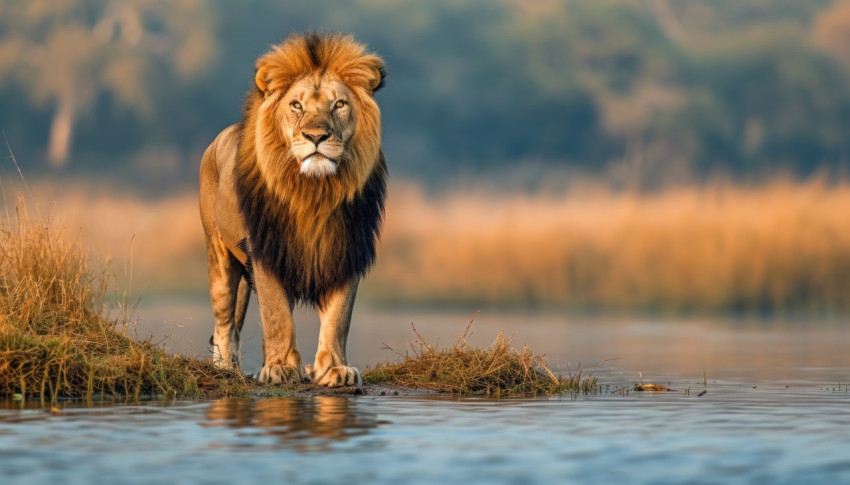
200, 124, 248, 263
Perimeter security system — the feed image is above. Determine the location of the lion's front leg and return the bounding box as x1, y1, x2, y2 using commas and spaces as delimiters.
253, 262, 305, 385
306, 280, 362, 388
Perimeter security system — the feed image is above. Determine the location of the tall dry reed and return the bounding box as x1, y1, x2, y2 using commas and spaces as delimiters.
372, 179, 850, 312
24, 178, 850, 312
0, 201, 246, 401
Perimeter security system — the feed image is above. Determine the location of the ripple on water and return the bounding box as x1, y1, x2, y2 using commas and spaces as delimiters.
1, 382, 849, 484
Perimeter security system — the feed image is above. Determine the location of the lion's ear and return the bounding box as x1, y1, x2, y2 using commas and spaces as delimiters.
341, 55, 386, 95
371, 63, 387, 93
255, 62, 271, 94
255, 48, 301, 96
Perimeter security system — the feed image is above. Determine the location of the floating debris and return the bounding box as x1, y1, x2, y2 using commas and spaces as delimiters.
634, 383, 676, 392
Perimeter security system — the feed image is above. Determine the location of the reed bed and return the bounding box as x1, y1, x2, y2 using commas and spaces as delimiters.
373, 178, 850, 312
24, 178, 850, 312
0, 204, 248, 402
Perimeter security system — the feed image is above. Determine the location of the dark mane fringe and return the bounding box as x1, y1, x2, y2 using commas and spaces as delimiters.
235, 147, 386, 307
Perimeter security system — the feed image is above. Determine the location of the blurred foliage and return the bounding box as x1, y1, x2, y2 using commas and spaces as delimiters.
1, 0, 850, 186
0, 0, 214, 168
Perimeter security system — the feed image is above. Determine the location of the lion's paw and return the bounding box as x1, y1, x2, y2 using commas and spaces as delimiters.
306, 364, 362, 388
258, 364, 303, 385
210, 334, 241, 371
213, 357, 233, 370
212, 352, 241, 371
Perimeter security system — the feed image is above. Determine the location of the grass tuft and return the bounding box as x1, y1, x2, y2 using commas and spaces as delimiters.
0, 201, 250, 402
363, 314, 597, 397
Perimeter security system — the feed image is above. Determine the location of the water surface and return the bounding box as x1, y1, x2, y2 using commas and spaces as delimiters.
2, 304, 848, 484
2, 383, 849, 484
135, 299, 850, 383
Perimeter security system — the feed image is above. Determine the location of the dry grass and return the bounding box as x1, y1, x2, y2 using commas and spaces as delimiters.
0, 202, 250, 402
20, 183, 206, 295
363, 314, 597, 397
22, 177, 850, 312
373, 178, 850, 312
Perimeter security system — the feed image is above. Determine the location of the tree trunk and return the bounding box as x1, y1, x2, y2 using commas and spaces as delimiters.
648, 0, 689, 47
47, 94, 75, 168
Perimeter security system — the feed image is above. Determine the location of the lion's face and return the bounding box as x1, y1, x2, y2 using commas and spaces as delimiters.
247, 33, 385, 201
281, 75, 356, 177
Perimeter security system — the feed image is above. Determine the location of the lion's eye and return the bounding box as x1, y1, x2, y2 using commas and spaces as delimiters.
334, 100, 346, 109
290, 101, 302, 111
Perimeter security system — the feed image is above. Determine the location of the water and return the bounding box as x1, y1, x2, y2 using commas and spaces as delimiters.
2, 304, 849, 484
130, 298, 850, 382
2, 386, 849, 484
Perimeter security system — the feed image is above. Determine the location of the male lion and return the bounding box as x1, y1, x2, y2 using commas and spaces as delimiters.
199, 33, 387, 387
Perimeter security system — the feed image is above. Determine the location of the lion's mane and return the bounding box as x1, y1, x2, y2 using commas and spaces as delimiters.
234, 32, 387, 306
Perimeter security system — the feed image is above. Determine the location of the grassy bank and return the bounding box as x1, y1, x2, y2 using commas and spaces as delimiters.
0, 206, 249, 402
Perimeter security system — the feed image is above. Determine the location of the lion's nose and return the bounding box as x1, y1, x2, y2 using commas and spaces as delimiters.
302, 130, 331, 146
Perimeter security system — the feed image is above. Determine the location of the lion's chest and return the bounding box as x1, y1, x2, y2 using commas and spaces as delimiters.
238, 163, 386, 306
280, 212, 348, 274
249, 199, 381, 305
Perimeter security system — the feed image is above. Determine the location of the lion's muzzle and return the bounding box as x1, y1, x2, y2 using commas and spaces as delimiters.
293, 125, 345, 177
300, 154, 338, 177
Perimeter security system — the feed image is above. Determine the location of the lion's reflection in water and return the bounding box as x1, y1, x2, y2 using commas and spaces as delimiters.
203, 397, 379, 450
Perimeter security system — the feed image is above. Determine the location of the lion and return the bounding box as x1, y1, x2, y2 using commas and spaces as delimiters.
198, 32, 387, 388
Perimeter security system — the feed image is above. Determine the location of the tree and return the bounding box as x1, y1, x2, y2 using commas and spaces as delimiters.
813, 1, 850, 69
0, 0, 215, 167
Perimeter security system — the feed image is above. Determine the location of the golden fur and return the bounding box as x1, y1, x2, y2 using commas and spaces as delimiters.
199, 32, 387, 386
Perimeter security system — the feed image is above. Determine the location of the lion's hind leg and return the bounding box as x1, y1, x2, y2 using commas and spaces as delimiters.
229, 276, 251, 370
205, 234, 245, 370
